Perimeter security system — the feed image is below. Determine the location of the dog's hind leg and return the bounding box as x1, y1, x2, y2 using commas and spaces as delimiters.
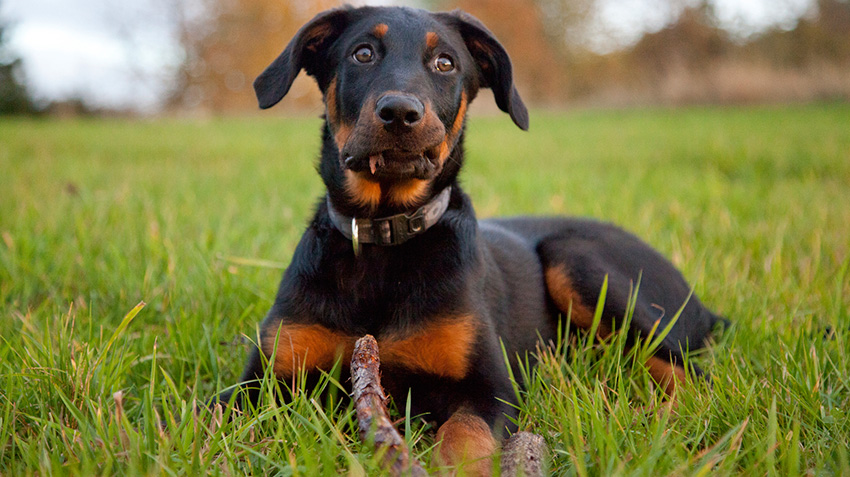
537, 232, 715, 396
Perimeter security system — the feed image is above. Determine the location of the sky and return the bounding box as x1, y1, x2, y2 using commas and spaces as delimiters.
1, 0, 817, 111
592, 0, 812, 51
2, 0, 182, 110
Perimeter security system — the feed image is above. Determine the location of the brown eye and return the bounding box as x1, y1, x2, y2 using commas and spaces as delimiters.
435, 54, 454, 72
353, 45, 374, 63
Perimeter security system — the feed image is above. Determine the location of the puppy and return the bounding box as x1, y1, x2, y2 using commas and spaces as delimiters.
220, 6, 724, 473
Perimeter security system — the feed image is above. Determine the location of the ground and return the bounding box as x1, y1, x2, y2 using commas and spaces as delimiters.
1, 104, 849, 474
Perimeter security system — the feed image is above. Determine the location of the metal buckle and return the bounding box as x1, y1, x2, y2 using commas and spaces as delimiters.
408, 214, 425, 233
351, 217, 360, 256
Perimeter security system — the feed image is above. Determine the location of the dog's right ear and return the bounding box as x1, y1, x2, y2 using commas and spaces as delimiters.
254, 8, 352, 109
434, 10, 529, 130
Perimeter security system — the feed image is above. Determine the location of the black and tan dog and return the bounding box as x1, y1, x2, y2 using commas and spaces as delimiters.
219, 5, 723, 473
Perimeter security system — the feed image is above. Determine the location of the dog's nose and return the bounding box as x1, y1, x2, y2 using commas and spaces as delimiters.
376, 94, 424, 131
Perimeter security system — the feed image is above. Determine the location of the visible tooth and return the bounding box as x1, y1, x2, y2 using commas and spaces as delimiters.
369, 155, 379, 175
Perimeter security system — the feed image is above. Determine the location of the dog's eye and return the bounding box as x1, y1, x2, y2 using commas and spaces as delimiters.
434, 54, 454, 73
353, 45, 374, 64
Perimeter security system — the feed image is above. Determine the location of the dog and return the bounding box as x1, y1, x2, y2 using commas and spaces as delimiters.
219, 5, 724, 473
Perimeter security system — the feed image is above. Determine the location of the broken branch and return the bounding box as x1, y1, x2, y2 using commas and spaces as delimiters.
351, 334, 427, 476
500, 431, 549, 477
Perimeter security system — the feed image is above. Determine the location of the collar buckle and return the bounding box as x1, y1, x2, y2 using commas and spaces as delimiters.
407, 213, 425, 234
372, 208, 425, 246
351, 217, 361, 256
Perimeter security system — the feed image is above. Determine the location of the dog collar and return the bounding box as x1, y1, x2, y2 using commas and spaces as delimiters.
327, 186, 452, 254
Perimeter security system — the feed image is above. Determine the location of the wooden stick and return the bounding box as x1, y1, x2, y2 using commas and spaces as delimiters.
351, 335, 428, 476
500, 431, 549, 477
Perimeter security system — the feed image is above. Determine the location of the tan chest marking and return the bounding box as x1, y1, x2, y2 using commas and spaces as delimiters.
381, 315, 478, 379
264, 315, 477, 380
262, 324, 353, 378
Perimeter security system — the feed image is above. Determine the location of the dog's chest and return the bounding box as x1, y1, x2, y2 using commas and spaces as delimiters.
262, 314, 478, 381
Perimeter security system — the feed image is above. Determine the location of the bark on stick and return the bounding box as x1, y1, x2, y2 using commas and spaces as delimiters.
351, 334, 427, 476
500, 431, 549, 477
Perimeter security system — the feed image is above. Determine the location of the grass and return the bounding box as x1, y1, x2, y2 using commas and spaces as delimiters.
1, 103, 849, 475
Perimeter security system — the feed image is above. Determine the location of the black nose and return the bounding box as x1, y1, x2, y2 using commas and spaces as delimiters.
375, 94, 424, 131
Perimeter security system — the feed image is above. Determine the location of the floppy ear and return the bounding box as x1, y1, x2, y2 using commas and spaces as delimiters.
435, 10, 529, 130
254, 7, 352, 109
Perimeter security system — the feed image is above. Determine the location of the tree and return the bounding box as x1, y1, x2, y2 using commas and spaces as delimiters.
169, 0, 339, 113
0, 19, 37, 115
442, 0, 571, 102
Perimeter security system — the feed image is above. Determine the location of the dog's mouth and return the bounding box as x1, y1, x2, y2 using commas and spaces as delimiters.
343, 146, 442, 180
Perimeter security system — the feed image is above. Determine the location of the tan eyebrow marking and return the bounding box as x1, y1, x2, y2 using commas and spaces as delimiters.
425, 31, 439, 49
372, 23, 389, 38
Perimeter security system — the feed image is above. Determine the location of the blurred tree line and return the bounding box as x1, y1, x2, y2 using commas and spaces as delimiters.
1, 19, 102, 116
167, 0, 850, 112
0, 19, 37, 114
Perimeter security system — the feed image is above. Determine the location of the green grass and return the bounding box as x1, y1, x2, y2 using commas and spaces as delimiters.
1, 103, 849, 475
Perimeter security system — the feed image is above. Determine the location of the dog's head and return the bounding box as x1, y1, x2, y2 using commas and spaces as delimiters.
254, 6, 527, 211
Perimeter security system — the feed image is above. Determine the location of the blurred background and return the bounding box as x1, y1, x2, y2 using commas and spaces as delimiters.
1, 0, 848, 116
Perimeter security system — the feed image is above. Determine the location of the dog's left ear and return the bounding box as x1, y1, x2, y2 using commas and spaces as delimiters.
435, 10, 529, 130
254, 7, 352, 109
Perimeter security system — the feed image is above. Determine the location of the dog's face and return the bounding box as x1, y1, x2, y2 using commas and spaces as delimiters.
326, 12, 477, 182
253, 6, 527, 207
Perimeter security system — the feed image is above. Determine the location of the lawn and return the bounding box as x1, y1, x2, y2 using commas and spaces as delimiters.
1, 103, 849, 475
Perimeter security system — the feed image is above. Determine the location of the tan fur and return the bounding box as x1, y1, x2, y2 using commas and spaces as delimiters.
544, 265, 596, 330
450, 93, 468, 137
436, 92, 468, 165
381, 315, 478, 380
425, 31, 439, 49
263, 316, 477, 380
262, 323, 352, 378
372, 23, 388, 38
344, 170, 382, 209
325, 77, 338, 121
546, 266, 685, 395
645, 355, 687, 396
387, 179, 430, 208
304, 23, 333, 52
436, 412, 497, 476
334, 124, 353, 152
325, 78, 354, 152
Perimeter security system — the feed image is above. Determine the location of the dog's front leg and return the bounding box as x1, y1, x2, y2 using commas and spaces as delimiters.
436, 408, 498, 476
215, 313, 353, 410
